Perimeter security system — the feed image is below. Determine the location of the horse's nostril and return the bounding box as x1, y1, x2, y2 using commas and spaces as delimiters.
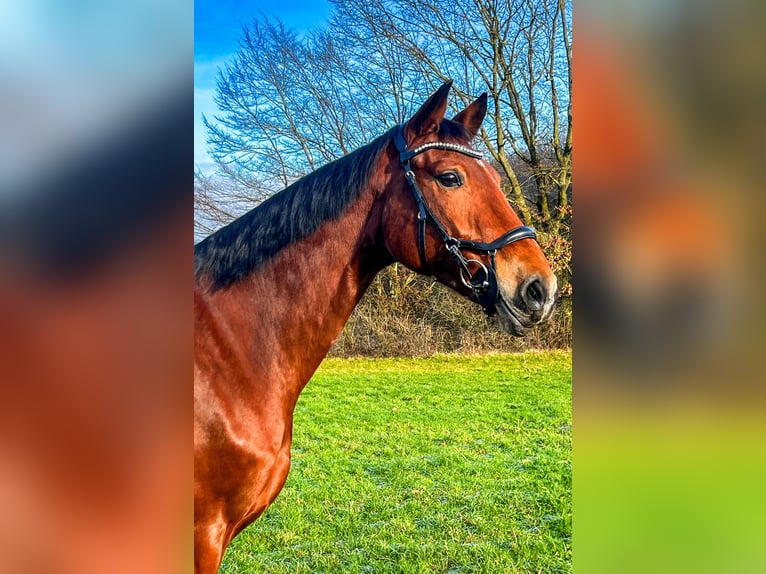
521, 277, 546, 312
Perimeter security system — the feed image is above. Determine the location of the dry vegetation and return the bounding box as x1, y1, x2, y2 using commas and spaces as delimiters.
331, 263, 571, 358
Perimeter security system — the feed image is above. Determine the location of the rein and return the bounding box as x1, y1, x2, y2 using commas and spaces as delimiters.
393, 124, 538, 315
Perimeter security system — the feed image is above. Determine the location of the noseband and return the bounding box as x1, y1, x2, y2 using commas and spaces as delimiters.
393, 124, 537, 315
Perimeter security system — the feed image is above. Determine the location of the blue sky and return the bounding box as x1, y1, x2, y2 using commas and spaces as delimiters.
195, 0, 333, 171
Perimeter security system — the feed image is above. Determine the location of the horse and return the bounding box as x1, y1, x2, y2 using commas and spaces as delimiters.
193, 81, 558, 573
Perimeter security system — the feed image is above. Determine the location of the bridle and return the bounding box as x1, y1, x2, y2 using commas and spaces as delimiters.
393, 124, 538, 315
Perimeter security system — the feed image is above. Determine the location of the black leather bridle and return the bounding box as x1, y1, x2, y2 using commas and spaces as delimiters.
393, 124, 538, 315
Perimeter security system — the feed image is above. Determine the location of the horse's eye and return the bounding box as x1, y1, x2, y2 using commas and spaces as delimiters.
436, 172, 463, 188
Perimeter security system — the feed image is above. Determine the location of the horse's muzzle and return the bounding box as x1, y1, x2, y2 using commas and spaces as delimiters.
494, 275, 558, 336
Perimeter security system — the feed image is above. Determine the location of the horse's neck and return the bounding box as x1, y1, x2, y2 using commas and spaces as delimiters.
199, 188, 388, 408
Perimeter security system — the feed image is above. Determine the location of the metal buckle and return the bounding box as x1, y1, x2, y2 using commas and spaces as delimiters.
459, 258, 490, 291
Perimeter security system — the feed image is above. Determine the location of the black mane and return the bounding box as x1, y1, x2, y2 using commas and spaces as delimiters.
194, 128, 395, 290
194, 120, 472, 291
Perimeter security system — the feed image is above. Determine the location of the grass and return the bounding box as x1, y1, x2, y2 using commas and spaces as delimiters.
221, 351, 571, 573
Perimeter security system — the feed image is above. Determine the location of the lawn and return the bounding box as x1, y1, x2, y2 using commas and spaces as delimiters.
221, 351, 571, 573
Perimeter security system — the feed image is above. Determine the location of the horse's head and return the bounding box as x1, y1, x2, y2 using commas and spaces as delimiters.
381, 82, 558, 335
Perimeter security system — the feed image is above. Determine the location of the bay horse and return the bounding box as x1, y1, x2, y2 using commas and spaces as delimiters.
194, 81, 558, 573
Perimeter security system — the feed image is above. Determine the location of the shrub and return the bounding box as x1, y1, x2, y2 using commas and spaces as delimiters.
331, 260, 572, 358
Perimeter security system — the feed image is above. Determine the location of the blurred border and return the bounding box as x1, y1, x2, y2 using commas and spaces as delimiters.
0, 1, 191, 572
575, 1, 766, 572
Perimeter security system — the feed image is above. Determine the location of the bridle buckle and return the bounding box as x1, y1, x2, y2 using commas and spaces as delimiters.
459, 258, 490, 291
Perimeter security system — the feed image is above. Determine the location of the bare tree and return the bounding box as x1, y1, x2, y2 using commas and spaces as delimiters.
201, 0, 571, 233
194, 168, 272, 241
203, 20, 419, 191
330, 0, 571, 229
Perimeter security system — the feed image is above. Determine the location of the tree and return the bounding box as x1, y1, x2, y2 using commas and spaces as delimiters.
201, 0, 571, 233
193, 168, 274, 241
329, 0, 571, 230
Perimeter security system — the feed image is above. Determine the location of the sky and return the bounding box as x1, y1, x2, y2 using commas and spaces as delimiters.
194, 0, 333, 172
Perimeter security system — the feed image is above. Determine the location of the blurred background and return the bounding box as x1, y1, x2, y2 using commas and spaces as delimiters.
0, 0, 190, 572
575, 0, 766, 572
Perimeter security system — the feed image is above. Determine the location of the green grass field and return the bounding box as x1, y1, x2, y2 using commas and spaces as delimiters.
221, 351, 571, 573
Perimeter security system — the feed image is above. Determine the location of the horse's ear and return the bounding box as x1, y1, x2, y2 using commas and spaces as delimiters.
406, 80, 453, 141
452, 93, 488, 139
